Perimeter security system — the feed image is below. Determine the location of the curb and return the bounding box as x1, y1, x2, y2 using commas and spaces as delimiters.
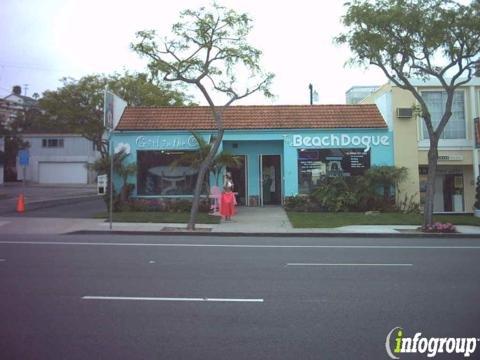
65, 230, 480, 238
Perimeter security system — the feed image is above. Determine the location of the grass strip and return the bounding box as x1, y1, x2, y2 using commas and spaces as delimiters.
287, 211, 480, 228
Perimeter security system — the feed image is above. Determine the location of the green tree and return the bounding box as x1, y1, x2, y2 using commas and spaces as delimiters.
39, 72, 192, 158
0, 106, 41, 181
336, 0, 480, 227
132, 3, 274, 230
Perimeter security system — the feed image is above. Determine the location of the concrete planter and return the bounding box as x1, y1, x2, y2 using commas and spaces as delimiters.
474, 209, 480, 218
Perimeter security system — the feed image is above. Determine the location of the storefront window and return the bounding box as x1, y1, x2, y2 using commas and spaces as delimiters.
137, 150, 205, 195
298, 148, 370, 194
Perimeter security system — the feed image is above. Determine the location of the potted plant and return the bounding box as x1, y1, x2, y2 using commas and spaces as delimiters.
474, 176, 480, 218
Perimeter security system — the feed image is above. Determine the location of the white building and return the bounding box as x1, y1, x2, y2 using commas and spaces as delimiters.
1, 85, 102, 185
362, 77, 480, 213
17, 133, 99, 184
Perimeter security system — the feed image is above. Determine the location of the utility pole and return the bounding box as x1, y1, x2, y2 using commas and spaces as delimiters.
23, 84, 29, 96
308, 83, 319, 105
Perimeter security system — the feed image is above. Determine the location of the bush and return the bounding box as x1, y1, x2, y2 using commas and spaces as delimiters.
311, 176, 357, 212
284, 195, 324, 212
395, 193, 421, 214
421, 222, 456, 233
118, 197, 211, 213
294, 166, 409, 213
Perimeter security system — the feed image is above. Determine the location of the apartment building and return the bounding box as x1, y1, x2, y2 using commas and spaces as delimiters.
362, 78, 480, 213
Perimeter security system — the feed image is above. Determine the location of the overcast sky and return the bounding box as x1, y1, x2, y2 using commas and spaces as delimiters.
0, 0, 389, 105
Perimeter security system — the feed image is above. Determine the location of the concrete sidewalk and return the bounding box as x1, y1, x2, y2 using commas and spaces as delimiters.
1, 205, 479, 237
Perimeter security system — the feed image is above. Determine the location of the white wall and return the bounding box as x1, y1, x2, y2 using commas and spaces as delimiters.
17, 134, 100, 183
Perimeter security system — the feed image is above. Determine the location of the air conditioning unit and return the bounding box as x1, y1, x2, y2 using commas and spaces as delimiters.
396, 107, 413, 118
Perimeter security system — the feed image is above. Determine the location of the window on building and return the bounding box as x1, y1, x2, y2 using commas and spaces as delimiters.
297, 148, 370, 194
42, 138, 64, 148
421, 91, 466, 140
137, 150, 206, 196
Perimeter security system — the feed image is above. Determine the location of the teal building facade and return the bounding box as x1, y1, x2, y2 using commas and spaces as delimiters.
111, 108, 394, 205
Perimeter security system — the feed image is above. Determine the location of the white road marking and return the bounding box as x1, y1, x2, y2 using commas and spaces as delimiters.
82, 296, 264, 303
0, 241, 479, 250
286, 263, 413, 267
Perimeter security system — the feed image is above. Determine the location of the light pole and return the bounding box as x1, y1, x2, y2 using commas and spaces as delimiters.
308, 83, 318, 105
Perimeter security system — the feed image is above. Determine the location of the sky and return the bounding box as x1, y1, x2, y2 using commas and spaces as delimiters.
0, 0, 389, 105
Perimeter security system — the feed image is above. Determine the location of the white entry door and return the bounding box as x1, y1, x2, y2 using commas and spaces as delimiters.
38, 162, 88, 184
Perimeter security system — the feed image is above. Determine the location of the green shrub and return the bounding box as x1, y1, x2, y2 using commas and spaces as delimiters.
395, 193, 421, 214
284, 195, 323, 212
311, 176, 357, 212
119, 197, 211, 213
287, 166, 409, 213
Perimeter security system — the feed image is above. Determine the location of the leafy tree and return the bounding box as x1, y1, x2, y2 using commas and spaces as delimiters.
336, 0, 480, 227
39, 72, 192, 158
0, 105, 40, 181
132, 3, 274, 230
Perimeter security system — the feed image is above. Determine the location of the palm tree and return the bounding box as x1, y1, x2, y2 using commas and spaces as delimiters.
171, 132, 241, 193
89, 149, 137, 208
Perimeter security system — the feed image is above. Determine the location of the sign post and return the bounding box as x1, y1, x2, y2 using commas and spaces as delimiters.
103, 88, 128, 230
109, 138, 114, 230
104, 88, 114, 231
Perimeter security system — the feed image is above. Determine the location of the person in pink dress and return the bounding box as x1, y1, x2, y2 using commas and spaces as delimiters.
220, 185, 236, 220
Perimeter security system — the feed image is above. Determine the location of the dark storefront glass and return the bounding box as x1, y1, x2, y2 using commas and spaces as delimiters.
137, 150, 204, 196
298, 148, 370, 193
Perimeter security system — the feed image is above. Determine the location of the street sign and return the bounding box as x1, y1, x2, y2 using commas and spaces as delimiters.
19, 149, 29, 166
97, 174, 108, 195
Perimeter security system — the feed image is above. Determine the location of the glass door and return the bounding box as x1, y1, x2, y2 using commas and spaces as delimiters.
260, 155, 282, 205
227, 155, 247, 206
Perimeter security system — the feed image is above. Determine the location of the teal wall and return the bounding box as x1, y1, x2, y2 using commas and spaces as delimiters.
223, 140, 283, 197
109, 131, 209, 197
111, 128, 394, 200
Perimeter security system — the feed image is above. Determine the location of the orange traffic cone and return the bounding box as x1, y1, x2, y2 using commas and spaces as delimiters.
16, 194, 25, 213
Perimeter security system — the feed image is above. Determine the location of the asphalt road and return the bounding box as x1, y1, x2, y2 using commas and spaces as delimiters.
8, 197, 106, 218
1, 234, 479, 360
